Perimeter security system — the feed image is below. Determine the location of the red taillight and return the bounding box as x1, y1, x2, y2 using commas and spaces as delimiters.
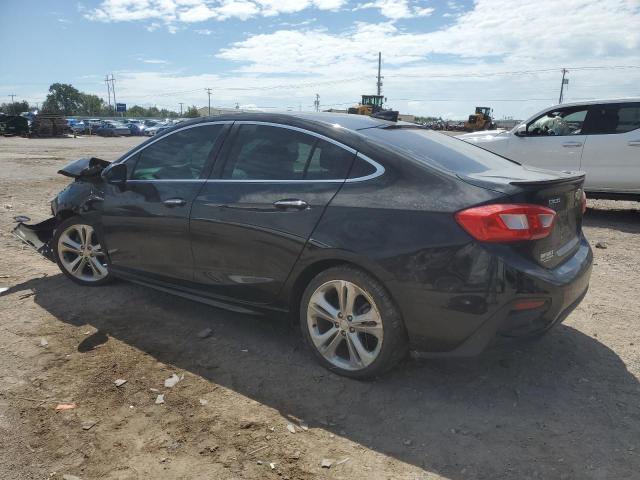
581, 190, 587, 214
455, 204, 557, 242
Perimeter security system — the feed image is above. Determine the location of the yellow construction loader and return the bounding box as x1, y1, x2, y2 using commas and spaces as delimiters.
464, 106, 496, 131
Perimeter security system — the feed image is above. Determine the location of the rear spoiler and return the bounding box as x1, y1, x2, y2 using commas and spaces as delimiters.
509, 171, 585, 186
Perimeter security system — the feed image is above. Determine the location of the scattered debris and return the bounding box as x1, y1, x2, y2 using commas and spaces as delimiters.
269, 462, 276, 470
321, 458, 334, 469
403, 439, 413, 446
62, 475, 82, 480
13, 215, 31, 223
164, 373, 183, 388
248, 445, 269, 456
241, 349, 249, 353
114, 379, 127, 387
199, 398, 208, 406
155, 394, 165, 405
288, 451, 301, 460
197, 327, 213, 339
335, 457, 351, 467
82, 421, 97, 431
39, 338, 49, 348
0, 287, 8, 294
286, 423, 296, 434
596, 242, 608, 249
299, 421, 309, 431
150, 388, 159, 392
257, 460, 263, 465
55, 403, 77, 411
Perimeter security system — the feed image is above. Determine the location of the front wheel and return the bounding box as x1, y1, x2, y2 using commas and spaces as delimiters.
53, 216, 114, 286
300, 266, 408, 379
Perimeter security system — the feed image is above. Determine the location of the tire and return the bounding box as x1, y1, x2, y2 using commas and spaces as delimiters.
300, 266, 408, 379
53, 216, 114, 286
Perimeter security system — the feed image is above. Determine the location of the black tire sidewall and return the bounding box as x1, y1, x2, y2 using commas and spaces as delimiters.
53, 216, 113, 287
299, 266, 408, 379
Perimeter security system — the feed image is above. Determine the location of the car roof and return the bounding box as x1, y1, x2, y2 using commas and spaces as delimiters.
175, 111, 413, 133
540, 97, 640, 110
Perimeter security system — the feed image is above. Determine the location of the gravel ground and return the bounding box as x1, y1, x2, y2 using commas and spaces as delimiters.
0, 135, 638, 480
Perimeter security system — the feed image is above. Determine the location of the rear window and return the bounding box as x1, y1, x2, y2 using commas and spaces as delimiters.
359, 127, 521, 175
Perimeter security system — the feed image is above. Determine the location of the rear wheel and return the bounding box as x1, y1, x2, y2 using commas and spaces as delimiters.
53, 216, 113, 286
300, 266, 408, 379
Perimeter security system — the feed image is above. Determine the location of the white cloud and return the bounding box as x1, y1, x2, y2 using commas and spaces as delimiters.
141, 59, 170, 64
85, 0, 347, 28
355, 0, 434, 20
72, 0, 640, 119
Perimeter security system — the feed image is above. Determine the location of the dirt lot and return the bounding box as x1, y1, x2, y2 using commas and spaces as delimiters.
1, 135, 639, 480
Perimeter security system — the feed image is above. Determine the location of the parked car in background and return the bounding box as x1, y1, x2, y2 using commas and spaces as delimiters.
460, 99, 640, 200
70, 121, 88, 135
14, 113, 592, 378
124, 119, 145, 136
95, 120, 131, 137
144, 122, 169, 136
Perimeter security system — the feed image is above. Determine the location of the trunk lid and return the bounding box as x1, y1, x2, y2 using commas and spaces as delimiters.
460, 167, 585, 269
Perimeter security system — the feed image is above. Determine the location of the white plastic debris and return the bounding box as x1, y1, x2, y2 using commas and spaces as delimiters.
286, 423, 296, 434
164, 373, 182, 388
0, 287, 8, 294
197, 328, 213, 339
199, 399, 208, 406
269, 462, 276, 470
321, 458, 334, 469
82, 421, 96, 431
155, 394, 165, 404
114, 379, 127, 387
39, 338, 49, 348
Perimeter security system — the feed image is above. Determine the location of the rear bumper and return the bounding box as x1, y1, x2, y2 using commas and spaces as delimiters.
409, 235, 593, 357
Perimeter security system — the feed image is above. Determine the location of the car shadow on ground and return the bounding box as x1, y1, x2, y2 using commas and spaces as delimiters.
4, 274, 639, 478
584, 205, 640, 234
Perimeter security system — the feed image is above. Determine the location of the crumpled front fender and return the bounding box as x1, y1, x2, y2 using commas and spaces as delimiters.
12, 217, 57, 261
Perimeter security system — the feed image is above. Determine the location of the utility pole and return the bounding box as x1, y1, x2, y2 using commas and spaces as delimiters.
314, 93, 320, 112
105, 75, 112, 113
558, 68, 568, 104
205, 88, 212, 116
179, 102, 184, 116
8, 94, 16, 114
235, 102, 240, 110
109, 74, 118, 117
376, 51, 383, 96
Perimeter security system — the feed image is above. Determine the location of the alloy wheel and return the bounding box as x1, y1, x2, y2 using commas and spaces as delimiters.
306, 280, 384, 371
57, 224, 108, 282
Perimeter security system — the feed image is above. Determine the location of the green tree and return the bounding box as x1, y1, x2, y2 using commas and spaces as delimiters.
184, 105, 200, 118
41, 83, 83, 115
127, 105, 147, 117
146, 106, 160, 118
78, 93, 105, 116
0, 100, 30, 115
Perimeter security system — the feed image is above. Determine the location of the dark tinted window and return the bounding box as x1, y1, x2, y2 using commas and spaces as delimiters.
348, 155, 377, 178
359, 127, 522, 175
131, 124, 222, 180
584, 103, 640, 134
222, 124, 354, 180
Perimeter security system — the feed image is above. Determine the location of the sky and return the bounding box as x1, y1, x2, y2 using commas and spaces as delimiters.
1, 0, 639, 119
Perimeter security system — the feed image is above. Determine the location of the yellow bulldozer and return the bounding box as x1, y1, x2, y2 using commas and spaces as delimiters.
348, 95, 399, 121
464, 106, 496, 132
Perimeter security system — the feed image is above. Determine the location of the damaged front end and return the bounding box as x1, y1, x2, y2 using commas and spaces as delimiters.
12, 157, 110, 261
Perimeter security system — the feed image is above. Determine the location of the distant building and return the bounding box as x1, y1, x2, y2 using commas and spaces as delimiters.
197, 106, 246, 117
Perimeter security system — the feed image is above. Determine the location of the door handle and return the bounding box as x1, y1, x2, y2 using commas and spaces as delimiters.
562, 142, 582, 148
629, 140, 640, 147
273, 199, 308, 210
163, 198, 186, 207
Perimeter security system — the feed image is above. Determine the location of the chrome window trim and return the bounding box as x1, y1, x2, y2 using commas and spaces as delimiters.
116, 120, 234, 165
115, 120, 385, 184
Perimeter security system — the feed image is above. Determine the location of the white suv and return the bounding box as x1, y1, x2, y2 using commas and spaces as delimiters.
460, 99, 640, 199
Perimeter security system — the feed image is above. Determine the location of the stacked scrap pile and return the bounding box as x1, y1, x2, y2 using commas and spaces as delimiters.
31, 114, 70, 137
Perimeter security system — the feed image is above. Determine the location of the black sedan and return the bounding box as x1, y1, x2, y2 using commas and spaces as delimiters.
14, 113, 592, 378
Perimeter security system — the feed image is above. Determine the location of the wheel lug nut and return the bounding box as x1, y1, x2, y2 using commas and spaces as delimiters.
334, 322, 339, 328
341, 330, 346, 336
349, 327, 355, 333
347, 315, 353, 321
337, 313, 343, 319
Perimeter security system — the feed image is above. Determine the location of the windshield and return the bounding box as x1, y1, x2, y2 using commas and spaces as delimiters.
359, 127, 522, 175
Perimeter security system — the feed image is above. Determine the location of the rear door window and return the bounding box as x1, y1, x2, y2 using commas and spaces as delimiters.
583, 103, 640, 134
221, 124, 354, 180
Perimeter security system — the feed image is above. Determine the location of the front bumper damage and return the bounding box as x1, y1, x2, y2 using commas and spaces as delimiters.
12, 218, 57, 261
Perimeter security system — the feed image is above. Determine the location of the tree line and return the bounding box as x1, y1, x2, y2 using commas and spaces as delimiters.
1, 83, 201, 118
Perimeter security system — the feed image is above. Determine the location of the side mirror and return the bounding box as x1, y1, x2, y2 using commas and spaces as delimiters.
103, 163, 127, 189
514, 124, 527, 137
